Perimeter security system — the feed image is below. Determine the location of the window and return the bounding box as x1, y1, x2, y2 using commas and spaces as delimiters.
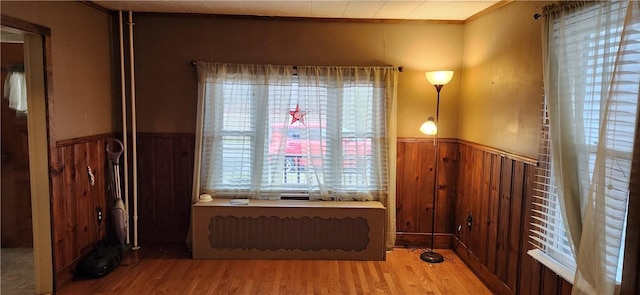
529, 1, 639, 285
197, 64, 394, 201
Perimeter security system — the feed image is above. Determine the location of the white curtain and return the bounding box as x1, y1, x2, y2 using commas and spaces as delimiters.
295, 66, 395, 201
191, 62, 398, 247
193, 63, 295, 200
543, 1, 640, 294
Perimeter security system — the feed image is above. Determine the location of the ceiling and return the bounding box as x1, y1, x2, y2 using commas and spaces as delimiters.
93, 1, 504, 21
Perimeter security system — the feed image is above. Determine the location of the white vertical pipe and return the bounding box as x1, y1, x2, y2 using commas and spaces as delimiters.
118, 11, 131, 246
128, 10, 140, 250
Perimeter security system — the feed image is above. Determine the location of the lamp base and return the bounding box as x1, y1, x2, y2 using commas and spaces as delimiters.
420, 251, 444, 263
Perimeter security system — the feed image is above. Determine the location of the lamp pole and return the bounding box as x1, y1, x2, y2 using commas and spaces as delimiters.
419, 70, 453, 263
420, 84, 444, 264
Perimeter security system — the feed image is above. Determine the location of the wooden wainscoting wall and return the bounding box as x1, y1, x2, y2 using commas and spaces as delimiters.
50, 133, 112, 286
452, 140, 572, 295
47, 133, 586, 293
395, 138, 573, 294
137, 133, 194, 245
395, 138, 457, 248
50, 132, 194, 286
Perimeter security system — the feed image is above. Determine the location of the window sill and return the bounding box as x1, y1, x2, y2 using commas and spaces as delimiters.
528, 249, 626, 294
527, 248, 575, 284
193, 198, 386, 209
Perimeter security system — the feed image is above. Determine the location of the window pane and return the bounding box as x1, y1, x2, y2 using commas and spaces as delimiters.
219, 135, 253, 187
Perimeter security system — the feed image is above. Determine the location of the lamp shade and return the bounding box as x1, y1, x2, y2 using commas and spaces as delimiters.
425, 71, 454, 86
419, 117, 437, 135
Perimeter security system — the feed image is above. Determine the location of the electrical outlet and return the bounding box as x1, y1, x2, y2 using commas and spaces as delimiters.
96, 206, 103, 225
466, 213, 473, 230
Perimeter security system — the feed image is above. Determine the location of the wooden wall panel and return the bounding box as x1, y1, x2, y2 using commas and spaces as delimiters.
463, 151, 474, 255
542, 265, 560, 294
517, 166, 535, 295
73, 143, 92, 253
417, 142, 435, 233
51, 134, 111, 285
507, 161, 525, 290
478, 152, 493, 266
172, 137, 194, 231
454, 143, 470, 246
451, 141, 572, 295
52, 144, 73, 272
528, 252, 543, 295
137, 133, 194, 245
396, 141, 425, 233
395, 139, 457, 247
487, 156, 501, 273
495, 158, 512, 282
436, 141, 457, 234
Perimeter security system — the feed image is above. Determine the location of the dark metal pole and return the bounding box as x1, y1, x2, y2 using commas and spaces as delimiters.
420, 84, 444, 263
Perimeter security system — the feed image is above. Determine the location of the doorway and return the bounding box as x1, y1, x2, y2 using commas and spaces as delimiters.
1, 16, 54, 294
0, 37, 34, 294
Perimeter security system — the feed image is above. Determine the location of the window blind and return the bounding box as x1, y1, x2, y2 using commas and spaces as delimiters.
530, 99, 578, 271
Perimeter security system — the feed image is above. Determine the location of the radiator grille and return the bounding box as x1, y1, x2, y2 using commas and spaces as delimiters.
208, 215, 370, 252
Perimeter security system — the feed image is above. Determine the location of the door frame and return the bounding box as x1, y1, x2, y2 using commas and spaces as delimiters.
1, 15, 54, 294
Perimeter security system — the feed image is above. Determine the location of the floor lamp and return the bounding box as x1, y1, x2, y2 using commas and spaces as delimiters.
419, 70, 454, 264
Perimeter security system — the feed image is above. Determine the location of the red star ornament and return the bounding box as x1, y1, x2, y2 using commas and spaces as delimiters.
289, 104, 306, 125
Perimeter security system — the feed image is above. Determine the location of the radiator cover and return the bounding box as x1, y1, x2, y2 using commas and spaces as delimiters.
192, 199, 386, 260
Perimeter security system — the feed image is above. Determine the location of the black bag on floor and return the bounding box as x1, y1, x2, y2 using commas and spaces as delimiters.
74, 239, 122, 279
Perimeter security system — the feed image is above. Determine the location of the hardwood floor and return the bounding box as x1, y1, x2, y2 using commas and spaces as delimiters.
56, 246, 491, 295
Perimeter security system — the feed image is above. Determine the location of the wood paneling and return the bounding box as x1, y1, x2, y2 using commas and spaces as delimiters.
395, 139, 457, 247
518, 162, 536, 295
51, 132, 193, 287
452, 141, 571, 295
137, 133, 194, 244
51, 134, 111, 285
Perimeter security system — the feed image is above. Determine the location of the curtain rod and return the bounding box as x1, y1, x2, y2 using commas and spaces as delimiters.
190, 60, 405, 72
534, 0, 591, 19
